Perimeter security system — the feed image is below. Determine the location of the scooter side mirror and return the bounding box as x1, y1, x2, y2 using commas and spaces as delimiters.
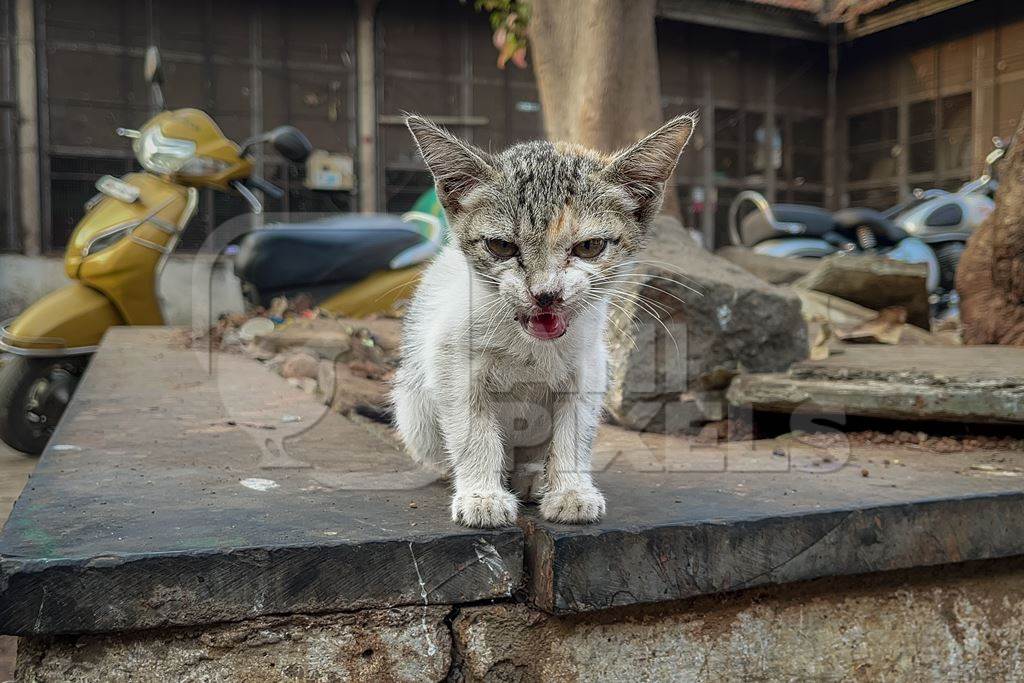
144, 47, 164, 85
269, 126, 313, 163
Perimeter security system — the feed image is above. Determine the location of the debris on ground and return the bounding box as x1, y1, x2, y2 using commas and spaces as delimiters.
279, 352, 319, 380
777, 429, 1024, 453
798, 290, 959, 346
179, 284, 1013, 464
794, 253, 932, 330
318, 361, 392, 421
808, 321, 835, 360
177, 296, 401, 423
837, 306, 907, 345
692, 417, 754, 445
969, 464, 1024, 477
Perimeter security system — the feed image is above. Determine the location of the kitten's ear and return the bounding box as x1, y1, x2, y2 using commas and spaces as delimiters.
406, 115, 498, 214
600, 113, 697, 222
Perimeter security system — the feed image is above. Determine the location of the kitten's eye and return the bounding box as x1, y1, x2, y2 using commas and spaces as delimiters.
485, 238, 519, 259
571, 238, 607, 259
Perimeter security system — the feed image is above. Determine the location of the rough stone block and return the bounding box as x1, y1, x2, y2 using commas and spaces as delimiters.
453, 561, 1024, 681
716, 245, 817, 284
18, 561, 1024, 681
794, 252, 931, 329
605, 218, 807, 433
17, 607, 450, 682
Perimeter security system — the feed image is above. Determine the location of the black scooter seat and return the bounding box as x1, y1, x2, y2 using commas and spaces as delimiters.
739, 203, 837, 247
233, 215, 427, 304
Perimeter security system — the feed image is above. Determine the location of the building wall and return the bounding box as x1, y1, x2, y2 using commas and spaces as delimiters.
0, 0, 830, 262
375, 0, 544, 214
658, 19, 828, 245
2, 0, 1023, 266
839, 0, 1024, 209
0, 0, 18, 252
33, 0, 359, 254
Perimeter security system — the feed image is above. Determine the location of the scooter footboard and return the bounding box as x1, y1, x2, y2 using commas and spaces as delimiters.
0, 283, 125, 356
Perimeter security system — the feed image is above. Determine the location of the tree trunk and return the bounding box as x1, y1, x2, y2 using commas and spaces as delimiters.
529, 0, 681, 220
957, 113, 1024, 345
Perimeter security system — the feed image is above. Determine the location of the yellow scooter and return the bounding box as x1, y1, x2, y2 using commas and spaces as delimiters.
0, 48, 313, 454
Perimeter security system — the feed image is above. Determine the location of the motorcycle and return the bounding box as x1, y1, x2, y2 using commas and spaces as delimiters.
0, 47, 316, 455
727, 138, 1006, 303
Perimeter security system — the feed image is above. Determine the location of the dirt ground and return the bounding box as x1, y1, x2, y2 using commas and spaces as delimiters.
0, 442, 35, 681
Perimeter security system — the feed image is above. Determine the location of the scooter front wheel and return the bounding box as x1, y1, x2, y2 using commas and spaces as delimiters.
0, 355, 88, 456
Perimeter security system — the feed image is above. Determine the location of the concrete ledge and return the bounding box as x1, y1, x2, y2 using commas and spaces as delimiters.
18, 559, 1024, 681
3, 329, 1024, 640
523, 492, 1024, 612
453, 559, 1024, 681
0, 329, 520, 635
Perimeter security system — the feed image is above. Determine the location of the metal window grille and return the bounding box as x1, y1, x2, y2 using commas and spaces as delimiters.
36, 0, 357, 252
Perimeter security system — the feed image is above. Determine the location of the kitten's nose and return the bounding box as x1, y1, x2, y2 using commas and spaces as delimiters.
532, 290, 563, 308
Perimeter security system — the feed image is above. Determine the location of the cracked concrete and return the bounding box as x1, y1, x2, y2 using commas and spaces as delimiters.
17, 607, 453, 682
18, 559, 1024, 681
452, 559, 1024, 682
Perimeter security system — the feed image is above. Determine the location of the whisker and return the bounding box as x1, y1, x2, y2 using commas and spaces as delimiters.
609, 259, 704, 292
601, 286, 674, 317
598, 269, 703, 297
456, 293, 507, 337
604, 291, 681, 358
580, 296, 635, 350
613, 289, 672, 322
593, 278, 692, 307
476, 297, 513, 351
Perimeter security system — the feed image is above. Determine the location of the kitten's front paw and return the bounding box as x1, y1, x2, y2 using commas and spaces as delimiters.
451, 490, 519, 528
540, 486, 606, 524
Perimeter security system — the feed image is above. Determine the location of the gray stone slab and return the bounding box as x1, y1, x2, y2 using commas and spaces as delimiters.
521, 428, 1024, 612
605, 217, 807, 433
716, 245, 817, 285
0, 328, 521, 636
728, 344, 1024, 424
794, 252, 931, 329
4, 330, 1024, 634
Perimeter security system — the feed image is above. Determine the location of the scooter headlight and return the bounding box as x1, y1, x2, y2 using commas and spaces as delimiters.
133, 125, 197, 174
177, 155, 231, 178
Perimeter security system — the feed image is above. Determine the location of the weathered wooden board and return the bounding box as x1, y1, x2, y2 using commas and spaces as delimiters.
728, 344, 1024, 424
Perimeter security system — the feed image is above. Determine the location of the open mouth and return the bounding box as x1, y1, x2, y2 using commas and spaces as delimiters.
520, 310, 568, 340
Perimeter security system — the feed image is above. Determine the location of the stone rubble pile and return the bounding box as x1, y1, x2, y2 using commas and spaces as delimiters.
182, 295, 401, 423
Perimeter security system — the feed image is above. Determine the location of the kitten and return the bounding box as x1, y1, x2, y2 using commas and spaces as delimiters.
393, 114, 695, 528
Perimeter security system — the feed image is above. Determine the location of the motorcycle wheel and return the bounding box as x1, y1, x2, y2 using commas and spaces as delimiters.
0, 355, 88, 456
935, 242, 966, 295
